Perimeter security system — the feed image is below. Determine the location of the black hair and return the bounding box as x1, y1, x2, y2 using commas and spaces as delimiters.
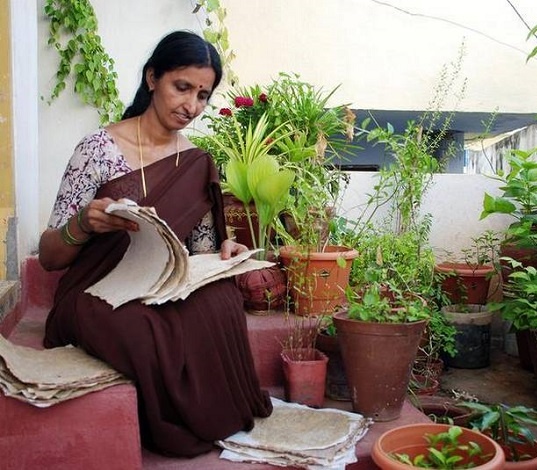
122, 30, 222, 120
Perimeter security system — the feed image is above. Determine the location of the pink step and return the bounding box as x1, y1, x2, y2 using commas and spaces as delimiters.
0, 256, 431, 469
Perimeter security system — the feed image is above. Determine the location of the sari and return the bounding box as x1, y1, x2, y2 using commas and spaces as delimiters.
44, 148, 273, 457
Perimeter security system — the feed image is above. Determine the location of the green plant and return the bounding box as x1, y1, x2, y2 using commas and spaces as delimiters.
44, 0, 124, 124
462, 401, 537, 462
204, 113, 295, 258
196, 72, 356, 251
488, 259, 537, 331
480, 148, 537, 249
192, 0, 238, 87
460, 230, 501, 271
392, 426, 490, 468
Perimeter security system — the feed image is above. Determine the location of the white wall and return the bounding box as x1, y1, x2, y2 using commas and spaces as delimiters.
339, 172, 512, 259
224, 0, 537, 112
27, 0, 537, 259
11, 0, 39, 263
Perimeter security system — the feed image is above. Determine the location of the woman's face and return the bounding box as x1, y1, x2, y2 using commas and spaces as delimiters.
147, 65, 216, 130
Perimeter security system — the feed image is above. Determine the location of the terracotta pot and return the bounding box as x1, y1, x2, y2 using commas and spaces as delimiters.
279, 245, 359, 317
315, 332, 350, 401
503, 440, 537, 469
371, 423, 505, 469
441, 304, 494, 369
500, 241, 537, 285
281, 348, 328, 408
412, 396, 475, 427
235, 264, 287, 313
333, 311, 426, 421
435, 262, 494, 305
408, 373, 440, 396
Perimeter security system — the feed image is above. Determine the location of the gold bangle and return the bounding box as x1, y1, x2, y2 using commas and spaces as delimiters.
61, 220, 88, 246
77, 208, 93, 235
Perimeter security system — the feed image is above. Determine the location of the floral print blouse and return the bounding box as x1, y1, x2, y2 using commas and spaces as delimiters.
48, 128, 217, 254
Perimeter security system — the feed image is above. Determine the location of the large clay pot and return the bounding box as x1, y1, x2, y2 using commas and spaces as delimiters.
371, 423, 505, 469
435, 262, 494, 305
279, 245, 359, 317
281, 348, 328, 408
333, 311, 426, 421
441, 304, 494, 369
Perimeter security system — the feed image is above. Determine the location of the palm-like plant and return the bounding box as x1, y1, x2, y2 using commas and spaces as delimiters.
206, 112, 295, 257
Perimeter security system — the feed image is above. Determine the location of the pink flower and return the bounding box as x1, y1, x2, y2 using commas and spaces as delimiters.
258, 93, 268, 103
234, 96, 254, 107
219, 108, 232, 116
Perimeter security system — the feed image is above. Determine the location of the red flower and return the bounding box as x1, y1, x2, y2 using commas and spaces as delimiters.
234, 96, 254, 107
258, 93, 268, 103
219, 108, 232, 116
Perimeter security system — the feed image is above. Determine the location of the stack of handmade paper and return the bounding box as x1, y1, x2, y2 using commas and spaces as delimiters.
217, 397, 372, 470
0, 335, 130, 407
85, 199, 273, 309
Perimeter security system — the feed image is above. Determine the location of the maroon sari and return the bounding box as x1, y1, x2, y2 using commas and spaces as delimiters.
44, 149, 272, 457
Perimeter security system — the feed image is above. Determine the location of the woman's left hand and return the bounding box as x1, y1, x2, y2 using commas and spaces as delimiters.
220, 239, 248, 260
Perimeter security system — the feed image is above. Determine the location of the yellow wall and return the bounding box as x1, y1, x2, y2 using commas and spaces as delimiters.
0, 0, 13, 280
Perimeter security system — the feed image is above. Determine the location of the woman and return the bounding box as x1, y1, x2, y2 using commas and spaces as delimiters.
39, 30, 273, 457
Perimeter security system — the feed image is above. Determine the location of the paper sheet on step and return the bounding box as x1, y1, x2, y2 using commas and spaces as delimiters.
216, 397, 372, 470
0, 334, 130, 407
84, 199, 274, 309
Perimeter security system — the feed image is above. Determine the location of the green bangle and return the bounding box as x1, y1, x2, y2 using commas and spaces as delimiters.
61, 220, 88, 246
77, 208, 93, 235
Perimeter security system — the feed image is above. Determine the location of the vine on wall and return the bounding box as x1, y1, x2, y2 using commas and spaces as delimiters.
192, 0, 238, 87
44, 0, 124, 124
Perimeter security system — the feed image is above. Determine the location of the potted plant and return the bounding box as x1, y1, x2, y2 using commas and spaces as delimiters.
435, 230, 501, 305
461, 401, 537, 468
371, 423, 505, 469
488, 259, 537, 373
479, 148, 537, 369
280, 314, 328, 408
480, 147, 537, 282
333, 285, 431, 421
202, 113, 295, 312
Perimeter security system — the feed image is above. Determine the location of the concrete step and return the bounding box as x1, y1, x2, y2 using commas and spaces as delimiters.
0, 256, 431, 469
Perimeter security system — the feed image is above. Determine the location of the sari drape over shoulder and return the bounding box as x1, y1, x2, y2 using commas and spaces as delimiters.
44, 149, 273, 457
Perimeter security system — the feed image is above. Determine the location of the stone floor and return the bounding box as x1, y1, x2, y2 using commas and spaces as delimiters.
438, 346, 537, 408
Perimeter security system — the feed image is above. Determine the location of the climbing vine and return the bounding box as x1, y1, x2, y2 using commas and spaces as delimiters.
192, 0, 238, 86
44, 0, 124, 124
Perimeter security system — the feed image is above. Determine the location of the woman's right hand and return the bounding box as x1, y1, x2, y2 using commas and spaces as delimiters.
79, 198, 140, 234
38, 198, 139, 271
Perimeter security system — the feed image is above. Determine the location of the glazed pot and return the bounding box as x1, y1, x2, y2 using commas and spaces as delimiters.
371, 423, 505, 469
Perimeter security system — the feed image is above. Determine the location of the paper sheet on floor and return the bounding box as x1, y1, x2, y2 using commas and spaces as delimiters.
0, 334, 130, 407
216, 397, 372, 470
84, 199, 274, 309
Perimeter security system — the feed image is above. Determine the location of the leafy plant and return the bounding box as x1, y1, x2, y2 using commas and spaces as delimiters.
204, 113, 295, 258
460, 230, 501, 271
462, 401, 537, 462
44, 0, 123, 124
480, 148, 537, 249
392, 426, 489, 468
488, 259, 537, 331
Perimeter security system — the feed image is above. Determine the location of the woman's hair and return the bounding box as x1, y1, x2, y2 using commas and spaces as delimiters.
122, 30, 222, 119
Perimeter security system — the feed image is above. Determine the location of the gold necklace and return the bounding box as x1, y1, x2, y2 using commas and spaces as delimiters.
136, 116, 181, 199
